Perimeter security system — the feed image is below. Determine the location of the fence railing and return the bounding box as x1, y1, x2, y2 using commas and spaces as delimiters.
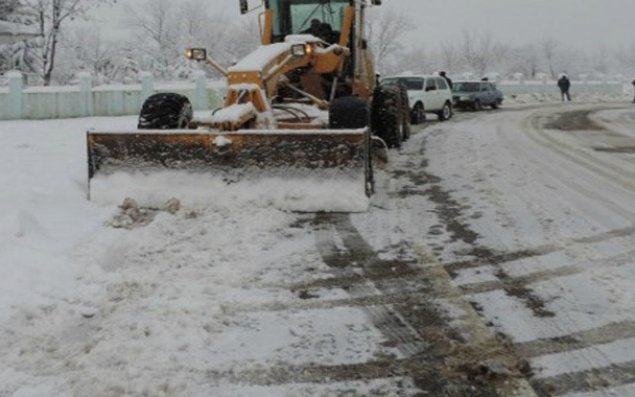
0, 71, 226, 121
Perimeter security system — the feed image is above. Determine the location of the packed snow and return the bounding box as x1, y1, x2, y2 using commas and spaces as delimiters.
2, 98, 635, 396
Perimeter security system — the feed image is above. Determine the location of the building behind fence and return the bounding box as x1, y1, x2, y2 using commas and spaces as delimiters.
0, 71, 628, 121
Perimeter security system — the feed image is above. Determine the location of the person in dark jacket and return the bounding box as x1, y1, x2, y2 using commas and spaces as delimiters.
439, 71, 453, 90
558, 75, 571, 102
632, 79, 635, 103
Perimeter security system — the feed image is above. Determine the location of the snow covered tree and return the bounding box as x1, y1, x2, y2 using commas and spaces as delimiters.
124, 0, 180, 79
123, 0, 259, 81
0, 0, 37, 75
0, 0, 21, 18
20, 0, 114, 85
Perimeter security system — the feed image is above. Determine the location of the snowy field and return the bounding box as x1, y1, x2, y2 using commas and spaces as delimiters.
2, 100, 635, 396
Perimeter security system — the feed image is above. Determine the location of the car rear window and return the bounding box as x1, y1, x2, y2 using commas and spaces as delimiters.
454, 82, 479, 92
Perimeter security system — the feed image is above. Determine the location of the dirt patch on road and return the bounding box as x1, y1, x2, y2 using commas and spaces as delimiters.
594, 146, 635, 153
543, 110, 603, 131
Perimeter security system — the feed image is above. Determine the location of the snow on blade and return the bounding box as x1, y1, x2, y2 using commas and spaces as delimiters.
90, 170, 369, 212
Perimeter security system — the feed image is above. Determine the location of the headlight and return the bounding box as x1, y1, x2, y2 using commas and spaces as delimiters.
291, 43, 309, 58
185, 48, 207, 61
460, 96, 472, 101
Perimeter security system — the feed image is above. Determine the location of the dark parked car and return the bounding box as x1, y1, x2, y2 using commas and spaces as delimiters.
453, 81, 503, 110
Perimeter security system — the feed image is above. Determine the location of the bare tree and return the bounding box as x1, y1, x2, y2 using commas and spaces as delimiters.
438, 42, 461, 74
366, 8, 414, 73
460, 30, 507, 77
505, 44, 540, 78
400, 45, 434, 74
20, 0, 113, 85
616, 44, 635, 76
541, 38, 559, 79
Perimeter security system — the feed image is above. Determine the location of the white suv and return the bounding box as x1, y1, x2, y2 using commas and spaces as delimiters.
380, 74, 453, 124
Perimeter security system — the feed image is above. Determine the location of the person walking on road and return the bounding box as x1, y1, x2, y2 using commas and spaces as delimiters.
558, 74, 571, 102
439, 71, 453, 90
632, 79, 635, 103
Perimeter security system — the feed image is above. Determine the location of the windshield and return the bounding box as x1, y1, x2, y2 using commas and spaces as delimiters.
269, 0, 348, 43
381, 77, 424, 91
453, 82, 480, 92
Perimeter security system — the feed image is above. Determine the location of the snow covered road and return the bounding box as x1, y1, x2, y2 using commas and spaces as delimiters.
1, 102, 635, 396
422, 103, 635, 396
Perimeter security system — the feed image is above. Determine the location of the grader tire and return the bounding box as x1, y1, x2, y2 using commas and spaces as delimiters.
138, 93, 193, 129
329, 96, 369, 129
371, 85, 404, 149
397, 84, 411, 141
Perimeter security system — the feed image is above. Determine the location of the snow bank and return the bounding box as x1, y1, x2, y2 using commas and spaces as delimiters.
504, 91, 630, 105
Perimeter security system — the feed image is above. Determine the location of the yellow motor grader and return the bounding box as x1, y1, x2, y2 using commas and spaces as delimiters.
86, 0, 409, 212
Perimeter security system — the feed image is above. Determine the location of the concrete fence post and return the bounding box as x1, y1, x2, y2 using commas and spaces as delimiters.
193, 70, 208, 110
78, 72, 93, 117
7, 71, 23, 119
139, 72, 154, 103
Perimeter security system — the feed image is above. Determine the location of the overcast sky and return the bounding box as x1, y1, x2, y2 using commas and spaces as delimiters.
101, 0, 635, 51
397, 0, 635, 51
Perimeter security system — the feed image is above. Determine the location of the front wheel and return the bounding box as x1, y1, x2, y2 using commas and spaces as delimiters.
138, 93, 193, 129
329, 96, 369, 129
437, 102, 453, 121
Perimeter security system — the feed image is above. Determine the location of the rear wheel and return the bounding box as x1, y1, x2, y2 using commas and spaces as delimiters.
329, 96, 369, 129
138, 93, 193, 129
491, 99, 501, 109
411, 102, 425, 125
371, 85, 403, 149
437, 101, 453, 121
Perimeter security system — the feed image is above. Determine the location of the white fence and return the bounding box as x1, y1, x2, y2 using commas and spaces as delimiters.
0, 71, 226, 121
0, 72, 629, 121
498, 80, 625, 97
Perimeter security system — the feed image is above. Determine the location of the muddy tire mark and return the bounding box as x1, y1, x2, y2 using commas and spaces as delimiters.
404, 137, 556, 318
312, 212, 535, 397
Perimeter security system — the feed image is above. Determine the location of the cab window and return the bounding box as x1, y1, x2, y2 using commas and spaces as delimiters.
270, 0, 349, 43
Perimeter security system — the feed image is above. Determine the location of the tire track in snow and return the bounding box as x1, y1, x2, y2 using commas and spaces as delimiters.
516, 320, 635, 358
458, 249, 635, 295
530, 359, 635, 397
462, 105, 635, 397
313, 212, 536, 397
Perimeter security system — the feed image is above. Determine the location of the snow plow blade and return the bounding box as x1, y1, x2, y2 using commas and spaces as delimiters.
87, 129, 373, 212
